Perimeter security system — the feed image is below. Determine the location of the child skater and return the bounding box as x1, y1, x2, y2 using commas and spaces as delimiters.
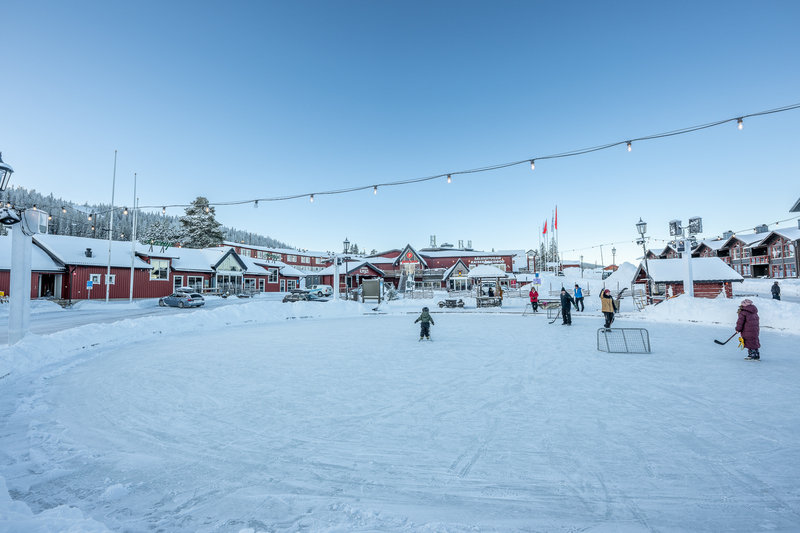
735, 299, 761, 360
415, 306, 435, 340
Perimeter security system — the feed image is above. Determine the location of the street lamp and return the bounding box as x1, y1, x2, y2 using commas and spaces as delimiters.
612, 247, 617, 269
0, 152, 14, 191
343, 237, 350, 254
636, 218, 652, 302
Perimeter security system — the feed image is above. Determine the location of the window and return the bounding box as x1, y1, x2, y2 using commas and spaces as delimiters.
286, 255, 297, 262
280, 279, 286, 292
174, 276, 183, 290
105, 274, 116, 285
188, 276, 204, 290
786, 243, 795, 258
241, 248, 251, 258
90, 273, 102, 284
151, 259, 170, 280
217, 255, 242, 272
316, 257, 325, 264
287, 279, 297, 290
268, 268, 278, 283
259, 279, 265, 291
301, 256, 310, 264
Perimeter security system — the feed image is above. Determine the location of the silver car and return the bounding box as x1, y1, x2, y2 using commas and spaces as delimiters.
159, 292, 205, 309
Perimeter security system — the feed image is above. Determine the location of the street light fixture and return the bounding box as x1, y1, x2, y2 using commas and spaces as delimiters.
636, 218, 652, 303
0, 152, 13, 192
343, 237, 350, 254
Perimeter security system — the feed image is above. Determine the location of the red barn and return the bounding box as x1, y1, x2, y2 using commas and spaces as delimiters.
633, 257, 744, 302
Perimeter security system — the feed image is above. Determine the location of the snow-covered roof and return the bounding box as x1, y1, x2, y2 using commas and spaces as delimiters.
135, 242, 184, 259
221, 241, 329, 258
728, 233, 766, 247
33, 233, 153, 269
0, 232, 63, 272
393, 244, 429, 268
278, 264, 307, 278
317, 260, 386, 276
420, 250, 508, 259
763, 227, 800, 243
466, 264, 509, 278
697, 239, 728, 252
496, 249, 526, 271
790, 198, 800, 212
169, 248, 216, 273
638, 257, 744, 283
442, 259, 470, 279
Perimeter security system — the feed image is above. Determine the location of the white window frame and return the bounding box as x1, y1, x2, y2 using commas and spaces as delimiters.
174, 275, 183, 290
268, 268, 278, 283
150, 259, 170, 280
187, 276, 204, 290
259, 279, 265, 292
90, 273, 102, 284
287, 255, 297, 263
105, 274, 116, 285
280, 279, 286, 292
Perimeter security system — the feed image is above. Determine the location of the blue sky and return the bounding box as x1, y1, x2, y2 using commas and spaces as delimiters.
3, 1, 799, 263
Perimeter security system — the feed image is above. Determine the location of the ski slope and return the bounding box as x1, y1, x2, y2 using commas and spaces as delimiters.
1, 297, 800, 532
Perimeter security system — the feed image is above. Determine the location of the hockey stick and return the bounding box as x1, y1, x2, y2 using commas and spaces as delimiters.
549, 308, 561, 324
714, 332, 738, 346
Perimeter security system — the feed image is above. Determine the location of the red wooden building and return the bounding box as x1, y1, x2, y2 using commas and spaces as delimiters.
633, 257, 743, 301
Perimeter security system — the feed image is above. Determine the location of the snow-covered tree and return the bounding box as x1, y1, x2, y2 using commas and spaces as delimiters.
179, 197, 224, 249
139, 219, 182, 247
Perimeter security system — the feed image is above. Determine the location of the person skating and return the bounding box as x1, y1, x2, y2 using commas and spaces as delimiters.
771, 281, 781, 301
574, 284, 585, 312
736, 299, 761, 360
414, 306, 435, 340
560, 288, 575, 325
529, 287, 539, 313
600, 289, 617, 329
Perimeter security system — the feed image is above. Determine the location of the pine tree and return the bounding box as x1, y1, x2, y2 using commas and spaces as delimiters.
139, 219, 182, 247
350, 243, 359, 255
179, 197, 224, 249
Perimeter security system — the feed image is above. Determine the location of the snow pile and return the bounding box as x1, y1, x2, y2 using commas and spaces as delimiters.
0, 299, 375, 378
0, 299, 65, 317
641, 294, 800, 333
601, 261, 638, 288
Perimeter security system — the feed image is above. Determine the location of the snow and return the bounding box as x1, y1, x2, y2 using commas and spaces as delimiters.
465, 264, 509, 278
640, 257, 743, 282
33, 233, 154, 269
1, 294, 800, 532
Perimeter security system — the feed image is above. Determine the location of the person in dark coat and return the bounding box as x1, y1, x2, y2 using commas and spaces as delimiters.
574, 284, 585, 312
735, 299, 760, 360
529, 288, 539, 313
414, 306, 435, 340
560, 288, 575, 325
771, 281, 781, 301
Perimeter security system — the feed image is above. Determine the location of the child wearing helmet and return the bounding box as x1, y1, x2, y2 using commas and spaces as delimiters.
600, 288, 617, 329
414, 306, 435, 340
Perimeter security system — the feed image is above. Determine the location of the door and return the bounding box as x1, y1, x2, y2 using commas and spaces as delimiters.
280, 279, 286, 292
174, 276, 183, 291
259, 279, 265, 292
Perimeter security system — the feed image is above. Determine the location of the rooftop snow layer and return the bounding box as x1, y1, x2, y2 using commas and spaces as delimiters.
641, 257, 743, 282
33, 233, 153, 269
0, 232, 63, 271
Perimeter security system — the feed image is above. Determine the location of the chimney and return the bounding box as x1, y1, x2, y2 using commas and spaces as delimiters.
723, 230, 733, 240
797, 219, 800, 230
754, 224, 768, 234
85, 248, 92, 257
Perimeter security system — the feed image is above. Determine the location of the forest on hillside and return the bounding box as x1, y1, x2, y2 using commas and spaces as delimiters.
1, 186, 292, 249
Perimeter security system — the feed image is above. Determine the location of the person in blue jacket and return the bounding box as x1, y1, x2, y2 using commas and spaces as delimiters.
574, 284, 585, 312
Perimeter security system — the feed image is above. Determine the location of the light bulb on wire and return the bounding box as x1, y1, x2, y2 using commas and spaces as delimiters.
447, 174, 451, 184
123, 207, 128, 215
254, 200, 258, 209
162, 207, 166, 214
310, 194, 314, 203
627, 142, 632, 152
738, 118, 743, 130
374, 186, 377, 195
530, 160, 535, 170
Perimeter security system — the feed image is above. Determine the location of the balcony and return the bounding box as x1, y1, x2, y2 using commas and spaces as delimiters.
750, 256, 769, 265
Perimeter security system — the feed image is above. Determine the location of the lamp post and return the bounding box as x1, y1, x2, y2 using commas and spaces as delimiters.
636, 218, 652, 302
612, 247, 617, 270
669, 217, 702, 298
1, 154, 48, 345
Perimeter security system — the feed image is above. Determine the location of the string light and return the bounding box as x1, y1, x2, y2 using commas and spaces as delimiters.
123, 206, 128, 215
62, 206, 67, 213
310, 194, 314, 202
447, 174, 451, 184
738, 118, 743, 130
530, 160, 535, 170
205, 206, 210, 213
88, 213, 92, 221
32, 205, 37, 210
627, 142, 632, 152
162, 206, 166, 214
48, 214, 52, 220
373, 186, 377, 195
254, 200, 258, 209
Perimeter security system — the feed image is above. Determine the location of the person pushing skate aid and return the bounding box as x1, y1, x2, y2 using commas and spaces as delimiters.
415, 306, 435, 340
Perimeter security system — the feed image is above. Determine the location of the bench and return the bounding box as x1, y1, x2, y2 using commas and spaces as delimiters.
438, 298, 465, 309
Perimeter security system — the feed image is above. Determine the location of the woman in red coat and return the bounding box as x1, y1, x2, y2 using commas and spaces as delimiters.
529, 288, 539, 313
735, 299, 761, 360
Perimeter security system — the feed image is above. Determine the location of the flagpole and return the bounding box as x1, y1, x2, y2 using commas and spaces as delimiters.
555, 205, 559, 273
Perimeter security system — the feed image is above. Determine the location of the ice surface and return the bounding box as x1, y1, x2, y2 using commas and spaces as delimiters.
1, 295, 799, 532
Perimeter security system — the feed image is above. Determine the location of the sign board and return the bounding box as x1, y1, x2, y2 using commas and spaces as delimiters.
86, 280, 93, 290
359, 267, 370, 274
533, 278, 541, 285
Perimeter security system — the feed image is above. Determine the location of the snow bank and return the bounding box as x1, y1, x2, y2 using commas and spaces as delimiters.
739, 277, 800, 298
0, 299, 374, 378
601, 261, 638, 287
0, 474, 112, 533
640, 293, 800, 333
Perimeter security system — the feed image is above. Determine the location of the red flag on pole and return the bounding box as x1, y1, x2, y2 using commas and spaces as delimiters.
555, 206, 558, 230
543, 220, 547, 234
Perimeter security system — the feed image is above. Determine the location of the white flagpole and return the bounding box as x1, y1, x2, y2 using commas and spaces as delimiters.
129, 173, 137, 302
106, 150, 117, 303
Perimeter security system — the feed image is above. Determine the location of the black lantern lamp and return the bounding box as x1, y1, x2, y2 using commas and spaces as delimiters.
636, 218, 647, 237
343, 237, 350, 254
0, 152, 14, 192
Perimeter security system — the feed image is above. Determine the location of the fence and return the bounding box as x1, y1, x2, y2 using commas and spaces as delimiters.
405, 289, 434, 299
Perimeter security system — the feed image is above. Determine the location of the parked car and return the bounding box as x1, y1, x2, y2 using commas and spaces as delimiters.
307, 284, 333, 298
283, 290, 313, 303
159, 292, 205, 308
